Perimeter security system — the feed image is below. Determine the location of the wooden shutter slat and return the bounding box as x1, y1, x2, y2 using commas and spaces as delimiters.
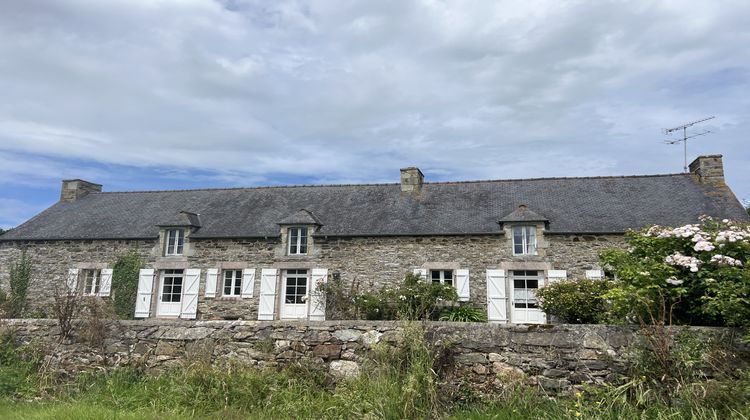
180, 269, 201, 319
241, 269, 255, 298
134, 269, 154, 318
486, 269, 507, 322
205, 268, 218, 298
258, 269, 278, 320
309, 268, 328, 321
455, 269, 470, 302
99, 268, 113, 297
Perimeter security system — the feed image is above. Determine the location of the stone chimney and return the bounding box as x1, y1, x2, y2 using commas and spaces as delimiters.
400, 167, 424, 195
688, 155, 725, 186
60, 179, 102, 202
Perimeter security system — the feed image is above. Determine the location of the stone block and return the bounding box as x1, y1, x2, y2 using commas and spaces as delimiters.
329, 360, 360, 379
159, 327, 213, 341
333, 329, 362, 342
542, 368, 569, 378
454, 352, 487, 365
313, 344, 341, 360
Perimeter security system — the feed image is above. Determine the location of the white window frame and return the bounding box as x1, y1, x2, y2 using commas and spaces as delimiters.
512, 270, 541, 309
223, 269, 243, 297
287, 226, 308, 255
82, 269, 101, 296
430, 269, 454, 286
165, 229, 185, 256
512, 226, 537, 255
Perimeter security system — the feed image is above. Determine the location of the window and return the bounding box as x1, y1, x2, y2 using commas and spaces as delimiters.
512, 270, 540, 309
82, 269, 101, 295
288, 227, 308, 255
513, 226, 537, 255
161, 269, 184, 302
284, 269, 308, 304
430, 270, 453, 286
165, 229, 185, 256
223, 270, 243, 296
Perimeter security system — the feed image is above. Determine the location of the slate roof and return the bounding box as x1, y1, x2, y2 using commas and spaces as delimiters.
278, 209, 322, 226
157, 211, 202, 228
499, 205, 549, 225
2, 173, 748, 240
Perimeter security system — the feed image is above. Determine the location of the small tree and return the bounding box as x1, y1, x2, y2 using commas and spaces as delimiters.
111, 250, 144, 319
5, 251, 32, 317
52, 280, 81, 340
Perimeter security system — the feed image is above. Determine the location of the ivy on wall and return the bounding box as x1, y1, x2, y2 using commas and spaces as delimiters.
110, 250, 143, 319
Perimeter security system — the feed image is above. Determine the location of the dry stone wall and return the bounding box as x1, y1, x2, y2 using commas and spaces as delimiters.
4, 319, 744, 393
0, 233, 625, 320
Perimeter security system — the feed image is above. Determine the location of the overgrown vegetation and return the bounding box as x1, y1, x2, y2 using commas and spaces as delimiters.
111, 250, 144, 319
2, 251, 32, 318
537, 278, 611, 324
52, 279, 81, 340
0, 321, 748, 419
317, 272, 459, 321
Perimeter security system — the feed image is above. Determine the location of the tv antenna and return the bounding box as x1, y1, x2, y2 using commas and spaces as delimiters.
663, 116, 715, 172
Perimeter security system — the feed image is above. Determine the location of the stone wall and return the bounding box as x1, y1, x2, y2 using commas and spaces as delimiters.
0, 233, 625, 320
3, 319, 745, 393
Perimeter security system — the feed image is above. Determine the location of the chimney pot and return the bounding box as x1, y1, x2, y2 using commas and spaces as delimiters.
60, 179, 102, 202
688, 155, 725, 186
400, 167, 424, 195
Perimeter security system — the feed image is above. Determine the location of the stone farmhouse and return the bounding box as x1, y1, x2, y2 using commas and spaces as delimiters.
0, 155, 747, 324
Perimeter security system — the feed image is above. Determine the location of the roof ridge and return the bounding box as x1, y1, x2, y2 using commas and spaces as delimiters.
97, 173, 690, 194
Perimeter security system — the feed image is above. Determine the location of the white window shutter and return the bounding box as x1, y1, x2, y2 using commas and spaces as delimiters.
413, 268, 427, 280
309, 268, 328, 321
205, 268, 218, 298
546, 270, 567, 285
585, 269, 604, 280
258, 268, 278, 320
66, 268, 79, 292
455, 269, 470, 302
486, 269, 508, 323
99, 268, 113, 297
241, 268, 256, 298
134, 269, 154, 318
180, 269, 201, 319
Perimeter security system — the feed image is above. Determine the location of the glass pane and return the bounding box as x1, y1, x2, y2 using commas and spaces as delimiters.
514, 302, 527, 308
234, 285, 241, 295
514, 243, 524, 254
514, 279, 525, 289
528, 279, 539, 289
445, 278, 453, 286
444, 271, 453, 280
431, 271, 440, 280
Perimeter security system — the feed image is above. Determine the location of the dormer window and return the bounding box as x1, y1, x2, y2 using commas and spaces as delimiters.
288, 226, 308, 255
513, 226, 537, 255
165, 228, 185, 256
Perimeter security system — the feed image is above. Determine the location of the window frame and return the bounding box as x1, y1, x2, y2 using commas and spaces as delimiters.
511, 270, 541, 309
223, 269, 243, 297
82, 269, 101, 296
429, 269, 454, 287
284, 268, 309, 304
160, 269, 185, 303
164, 229, 185, 256
287, 226, 308, 255
512, 225, 537, 256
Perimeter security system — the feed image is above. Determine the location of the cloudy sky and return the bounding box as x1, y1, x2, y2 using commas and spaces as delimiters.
1, 0, 748, 229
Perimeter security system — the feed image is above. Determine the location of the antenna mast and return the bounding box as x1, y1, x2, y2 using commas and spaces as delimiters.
663, 116, 715, 172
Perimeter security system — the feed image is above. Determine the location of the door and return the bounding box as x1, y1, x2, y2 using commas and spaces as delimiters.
157, 269, 184, 317
511, 270, 546, 324
281, 269, 309, 319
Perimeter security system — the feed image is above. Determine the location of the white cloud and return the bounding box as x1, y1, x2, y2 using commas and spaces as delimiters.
0, 0, 747, 200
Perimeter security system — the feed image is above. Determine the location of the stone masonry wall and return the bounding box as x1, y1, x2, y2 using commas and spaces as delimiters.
4, 319, 746, 393
0, 233, 625, 320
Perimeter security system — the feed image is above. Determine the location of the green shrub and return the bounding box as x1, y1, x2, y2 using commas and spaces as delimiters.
536, 278, 610, 324
601, 217, 750, 327
4, 251, 32, 318
111, 250, 144, 319
439, 305, 487, 322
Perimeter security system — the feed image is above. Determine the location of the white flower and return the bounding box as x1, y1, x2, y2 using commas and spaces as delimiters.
693, 240, 715, 252
399, 295, 407, 301
639, 271, 651, 276
710, 254, 743, 267
665, 252, 702, 272
666, 277, 684, 286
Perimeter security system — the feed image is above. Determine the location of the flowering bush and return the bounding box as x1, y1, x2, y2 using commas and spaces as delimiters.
536, 278, 611, 324
602, 216, 750, 327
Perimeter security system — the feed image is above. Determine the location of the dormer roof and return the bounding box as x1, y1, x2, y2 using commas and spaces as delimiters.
277, 209, 322, 226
